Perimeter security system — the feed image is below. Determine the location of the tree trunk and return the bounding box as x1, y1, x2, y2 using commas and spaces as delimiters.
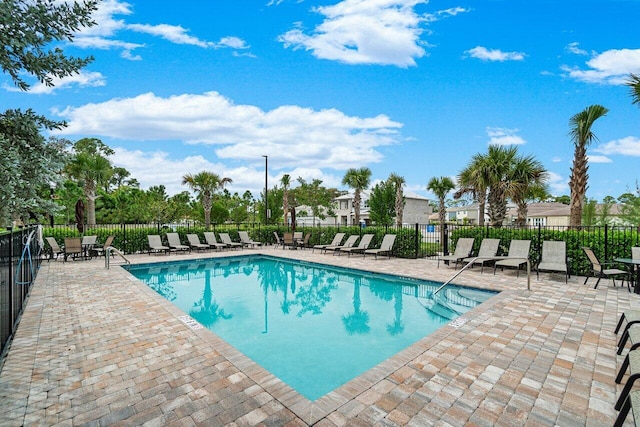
478, 191, 486, 226
203, 193, 212, 230
488, 186, 506, 227
569, 143, 588, 228
353, 190, 361, 225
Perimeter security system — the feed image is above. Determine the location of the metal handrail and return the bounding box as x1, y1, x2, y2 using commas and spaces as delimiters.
433, 256, 531, 296
105, 246, 130, 269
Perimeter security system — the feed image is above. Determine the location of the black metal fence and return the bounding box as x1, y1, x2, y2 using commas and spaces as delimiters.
0, 226, 42, 359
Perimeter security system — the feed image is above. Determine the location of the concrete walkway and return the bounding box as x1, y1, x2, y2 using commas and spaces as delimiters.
0, 248, 635, 426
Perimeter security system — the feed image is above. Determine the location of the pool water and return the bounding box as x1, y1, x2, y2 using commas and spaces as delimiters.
127, 255, 497, 401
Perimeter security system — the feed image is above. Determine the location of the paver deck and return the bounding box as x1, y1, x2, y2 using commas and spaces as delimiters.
0, 247, 636, 426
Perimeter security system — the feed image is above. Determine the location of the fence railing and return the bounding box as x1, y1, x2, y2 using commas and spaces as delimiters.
0, 225, 42, 359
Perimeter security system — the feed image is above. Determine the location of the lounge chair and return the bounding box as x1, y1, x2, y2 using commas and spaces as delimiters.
91, 235, 115, 258
219, 232, 243, 249
633, 247, 640, 260
313, 233, 345, 253
45, 236, 64, 261
322, 235, 359, 254
239, 231, 262, 248
204, 232, 227, 250
437, 237, 474, 269
493, 239, 531, 277
187, 234, 210, 252
273, 232, 282, 248
536, 241, 568, 283
148, 234, 170, 255
582, 246, 628, 289
614, 389, 640, 427
462, 238, 500, 273
363, 234, 397, 259
63, 237, 83, 261
166, 232, 190, 253
338, 234, 374, 256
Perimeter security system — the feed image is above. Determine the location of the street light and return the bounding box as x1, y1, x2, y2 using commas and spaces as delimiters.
262, 155, 268, 224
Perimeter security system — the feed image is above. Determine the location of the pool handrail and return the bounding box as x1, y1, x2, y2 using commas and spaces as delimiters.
105, 246, 131, 269
433, 256, 531, 296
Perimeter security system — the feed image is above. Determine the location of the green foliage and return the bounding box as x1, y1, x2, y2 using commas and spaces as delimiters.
294, 178, 337, 224
0, 0, 98, 91
368, 181, 395, 225
0, 109, 69, 226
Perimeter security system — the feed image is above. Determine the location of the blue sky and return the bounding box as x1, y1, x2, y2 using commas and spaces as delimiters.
3, 0, 640, 201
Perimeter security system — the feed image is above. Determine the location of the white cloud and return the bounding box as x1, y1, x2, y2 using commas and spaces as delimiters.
551, 156, 562, 163
594, 136, 640, 156
486, 127, 526, 146
126, 23, 211, 47
278, 0, 452, 67
546, 171, 567, 196
563, 48, 640, 85
565, 42, 588, 56
586, 154, 612, 163
4, 70, 106, 95
465, 46, 526, 62
53, 91, 402, 171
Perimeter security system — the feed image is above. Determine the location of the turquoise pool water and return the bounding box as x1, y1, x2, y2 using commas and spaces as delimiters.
127, 255, 498, 401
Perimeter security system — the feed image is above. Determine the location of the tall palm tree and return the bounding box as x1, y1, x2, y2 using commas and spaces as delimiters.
508, 154, 548, 226
387, 173, 405, 227
568, 104, 608, 228
182, 171, 232, 230
455, 153, 490, 226
484, 145, 520, 227
65, 152, 113, 227
427, 176, 455, 245
627, 73, 640, 106
281, 174, 291, 226
342, 167, 372, 225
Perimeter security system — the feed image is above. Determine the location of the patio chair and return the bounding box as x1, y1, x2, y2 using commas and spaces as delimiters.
633, 247, 640, 260
45, 236, 64, 261
166, 232, 190, 253
204, 232, 228, 250
282, 232, 295, 249
493, 239, 531, 277
148, 234, 170, 255
91, 235, 115, 258
582, 246, 628, 289
322, 235, 359, 254
462, 238, 500, 273
536, 241, 569, 283
437, 237, 474, 269
81, 235, 97, 258
63, 237, 82, 261
239, 231, 262, 248
614, 389, 640, 427
615, 349, 640, 411
313, 232, 345, 253
219, 232, 243, 250
187, 234, 210, 252
295, 232, 312, 250
363, 234, 396, 259
338, 234, 374, 256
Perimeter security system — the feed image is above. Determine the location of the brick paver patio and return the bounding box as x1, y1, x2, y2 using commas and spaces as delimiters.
0, 247, 635, 426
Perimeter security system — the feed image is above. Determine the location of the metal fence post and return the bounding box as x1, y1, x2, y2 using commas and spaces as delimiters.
414, 223, 419, 259
443, 223, 449, 255
604, 224, 609, 260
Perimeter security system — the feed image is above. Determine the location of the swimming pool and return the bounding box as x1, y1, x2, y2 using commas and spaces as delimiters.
127, 255, 498, 401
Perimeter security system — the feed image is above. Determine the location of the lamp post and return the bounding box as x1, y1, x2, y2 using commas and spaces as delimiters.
262, 155, 268, 224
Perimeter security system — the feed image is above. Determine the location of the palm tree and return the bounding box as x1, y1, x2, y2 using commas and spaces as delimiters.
484, 145, 520, 227
427, 176, 455, 245
342, 167, 372, 225
568, 105, 608, 228
455, 153, 490, 226
182, 171, 232, 230
627, 73, 640, 106
387, 173, 405, 227
281, 174, 291, 226
65, 152, 113, 227
508, 154, 548, 226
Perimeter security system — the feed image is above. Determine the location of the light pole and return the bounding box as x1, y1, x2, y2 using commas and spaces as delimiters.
262, 155, 268, 224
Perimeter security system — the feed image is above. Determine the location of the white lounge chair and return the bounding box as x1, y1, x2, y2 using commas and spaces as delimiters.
187, 234, 209, 252
438, 237, 474, 269
462, 238, 500, 273
219, 232, 243, 249
494, 239, 531, 277
166, 232, 190, 253
536, 241, 568, 283
148, 235, 170, 255
338, 234, 374, 256
204, 232, 228, 250
322, 235, 358, 254
363, 234, 396, 259
239, 231, 262, 248
313, 233, 345, 253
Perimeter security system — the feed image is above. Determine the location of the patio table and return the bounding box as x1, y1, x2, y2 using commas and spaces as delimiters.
614, 258, 640, 294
